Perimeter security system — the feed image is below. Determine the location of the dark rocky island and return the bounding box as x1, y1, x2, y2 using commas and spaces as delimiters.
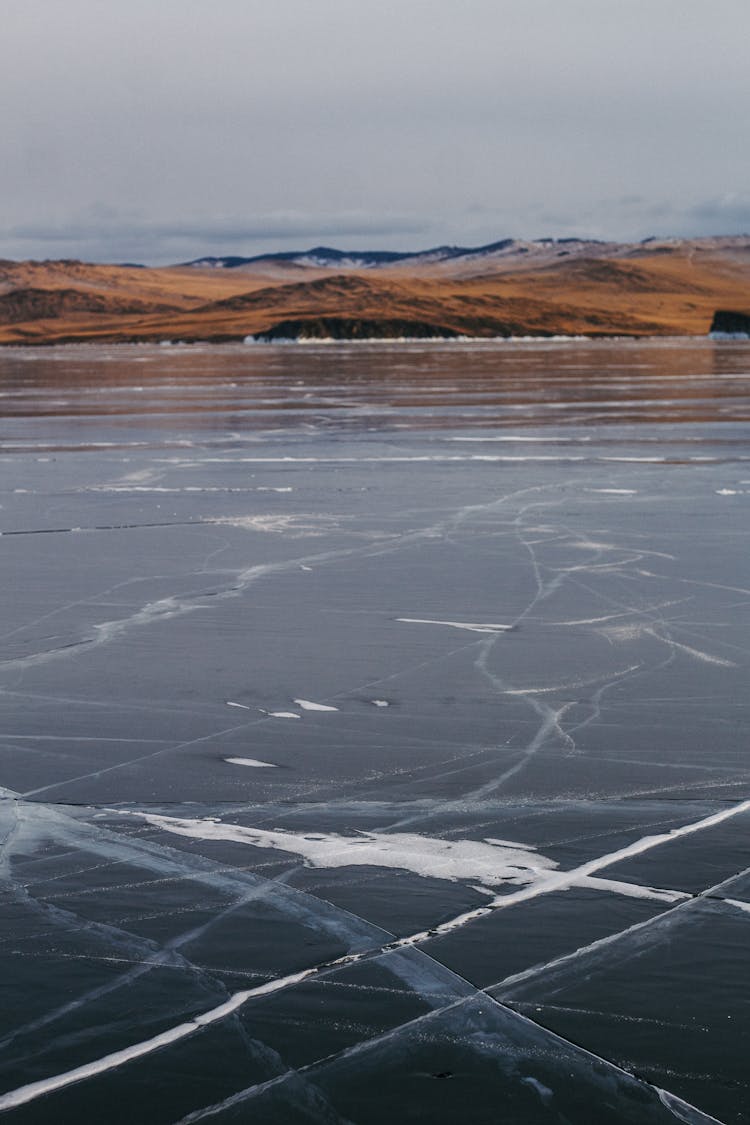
710, 309, 750, 335
254, 317, 460, 341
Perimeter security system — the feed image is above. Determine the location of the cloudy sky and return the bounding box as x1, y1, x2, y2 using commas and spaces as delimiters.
2, 0, 749, 263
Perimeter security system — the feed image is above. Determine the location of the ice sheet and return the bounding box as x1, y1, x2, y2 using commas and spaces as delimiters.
1, 339, 749, 1122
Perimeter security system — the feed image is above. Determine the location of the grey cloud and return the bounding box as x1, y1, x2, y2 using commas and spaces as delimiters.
687, 196, 750, 230
2, 1, 750, 263
3, 212, 434, 265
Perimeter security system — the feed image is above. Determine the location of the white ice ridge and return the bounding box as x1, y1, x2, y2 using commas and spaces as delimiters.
656, 1087, 727, 1125
398, 798, 750, 944
86, 486, 295, 494
581, 877, 687, 904
223, 758, 277, 769
397, 617, 513, 633
138, 819, 558, 888
448, 435, 587, 442
293, 699, 339, 712
0, 969, 316, 1113
3, 800, 747, 1113
193, 454, 743, 465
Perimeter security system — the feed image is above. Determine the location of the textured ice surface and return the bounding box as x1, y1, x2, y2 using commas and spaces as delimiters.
1, 339, 749, 1122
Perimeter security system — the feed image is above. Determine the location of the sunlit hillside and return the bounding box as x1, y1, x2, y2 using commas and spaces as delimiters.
1, 236, 749, 345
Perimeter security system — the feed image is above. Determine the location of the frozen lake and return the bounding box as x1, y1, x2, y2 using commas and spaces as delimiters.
1, 338, 749, 1123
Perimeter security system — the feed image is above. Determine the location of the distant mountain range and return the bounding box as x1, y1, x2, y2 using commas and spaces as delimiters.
182, 237, 618, 271
1, 235, 749, 345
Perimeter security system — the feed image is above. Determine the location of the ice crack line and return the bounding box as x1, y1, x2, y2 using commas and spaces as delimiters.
172, 983, 726, 1125
0, 486, 544, 678
0, 797, 747, 1113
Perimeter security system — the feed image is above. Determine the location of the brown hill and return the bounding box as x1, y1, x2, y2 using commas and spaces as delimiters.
0, 287, 178, 325
1, 237, 749, 345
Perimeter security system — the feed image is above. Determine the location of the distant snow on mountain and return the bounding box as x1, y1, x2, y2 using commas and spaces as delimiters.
182, 238, 620, 271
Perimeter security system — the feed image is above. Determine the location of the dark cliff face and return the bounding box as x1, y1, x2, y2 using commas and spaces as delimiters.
254, 317, 461, 341
710, 310, 750, 334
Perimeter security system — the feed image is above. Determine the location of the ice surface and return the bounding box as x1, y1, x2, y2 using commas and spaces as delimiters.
0, 339, 748, 1122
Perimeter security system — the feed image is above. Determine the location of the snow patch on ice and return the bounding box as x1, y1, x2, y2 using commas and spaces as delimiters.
293, 699, 339, 712
224, 757, 277, 769
139, 815, 558, 889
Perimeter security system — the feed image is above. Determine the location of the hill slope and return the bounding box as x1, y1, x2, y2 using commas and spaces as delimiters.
1, 236, 749, 344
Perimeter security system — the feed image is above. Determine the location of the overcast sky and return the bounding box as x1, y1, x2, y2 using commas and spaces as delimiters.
2, 0, 749, 264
